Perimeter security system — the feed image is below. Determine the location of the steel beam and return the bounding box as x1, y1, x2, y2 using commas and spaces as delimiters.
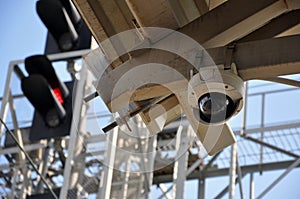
8, 91, 26, 164
36, 145, 51, 193
9, 168, 18, 199
198, 178, 205, 199
214, 174, 246, 199
229, 143, 237, 199
158, 184, 172, 199
250, 173, 254, 199
59, 67, 90, 199
47, 49, 91, 61
121, 158, 131, 199
0, 142, 47, 155
256, 157, 300, 199
133, 117, 152, 198
146, 135, 157, 198
241, 134, 299, 159
96, 127, 118, 199
236, 155, 245, 199
236, 121, 300, 135
152, 160, 300, 184
154, 126, 191, 199
259, 94, 266, 174
172, 125, 189, 199
0, 62, 15, 139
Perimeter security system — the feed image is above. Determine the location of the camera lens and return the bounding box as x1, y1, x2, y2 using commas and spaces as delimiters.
198, 92, 235, 123
199, 93, 228, 115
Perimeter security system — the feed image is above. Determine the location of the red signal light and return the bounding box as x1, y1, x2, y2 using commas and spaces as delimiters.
53, 87, 64, 104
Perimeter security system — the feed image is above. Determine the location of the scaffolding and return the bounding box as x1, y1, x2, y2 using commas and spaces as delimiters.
0, 50, 300, 199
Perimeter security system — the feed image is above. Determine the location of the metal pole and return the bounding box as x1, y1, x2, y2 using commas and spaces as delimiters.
0, 62, 15, 138
229, 143, 237, 199
8, 91, 26, 163
8, 90, 30, 198
146, 135, 157, 199
241, 82, 248, 136
59, 67, 89, 199
9, 168, 18, 199
97, 127, 118, 199
250, 173, 254, 199
259, 94, 265, 175
0, 142, 47, 155
36, 145, 51, 193
198, 178, 205, 199
257, 157, 300, 199
236, 154, 244, 199
136, 175, 144, 199
121, 157, 131, 199
172, 125, 189, 199
235, 82, 247, 199
24, 169, 32, 197
46, 49, 91, 62
158, 126, 190, 199
134, 117, 150, 198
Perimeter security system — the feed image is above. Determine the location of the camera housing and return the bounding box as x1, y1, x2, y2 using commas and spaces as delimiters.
188, 68, 244, 125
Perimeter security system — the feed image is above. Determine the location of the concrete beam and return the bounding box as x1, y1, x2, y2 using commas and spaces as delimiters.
97, 34, 300, 109
75, 0, 299, 50
231, 34, 300, 80
193, 0, 209, 15
180, 0, 299, 48
237, 10, 300, 42
73, 0, 134, 44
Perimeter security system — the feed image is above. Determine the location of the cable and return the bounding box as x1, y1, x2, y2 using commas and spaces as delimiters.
102, 94, 174, 133
0, 118, 58, 199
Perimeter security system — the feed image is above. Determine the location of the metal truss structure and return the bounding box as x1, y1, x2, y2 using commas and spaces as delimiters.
0, 49, 299, 199
1, 0, 300, 198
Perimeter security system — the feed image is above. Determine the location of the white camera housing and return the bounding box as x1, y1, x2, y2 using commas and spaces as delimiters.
188, 68, 245, 125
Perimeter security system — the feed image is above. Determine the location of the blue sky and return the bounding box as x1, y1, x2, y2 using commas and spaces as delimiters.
1, 1, 300, 198
0, 1, 46, 93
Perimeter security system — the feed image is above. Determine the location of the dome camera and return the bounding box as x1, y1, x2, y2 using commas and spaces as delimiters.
188, 68, 244, 125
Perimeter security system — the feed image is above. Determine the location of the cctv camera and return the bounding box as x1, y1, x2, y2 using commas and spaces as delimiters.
188, 68, 244, 125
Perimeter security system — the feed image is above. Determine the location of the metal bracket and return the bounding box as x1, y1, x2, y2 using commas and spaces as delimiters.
224, 44, 236, 70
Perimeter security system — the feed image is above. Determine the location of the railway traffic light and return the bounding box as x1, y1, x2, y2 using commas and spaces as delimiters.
36, 0, 91, 52
21, 55, 69, 128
